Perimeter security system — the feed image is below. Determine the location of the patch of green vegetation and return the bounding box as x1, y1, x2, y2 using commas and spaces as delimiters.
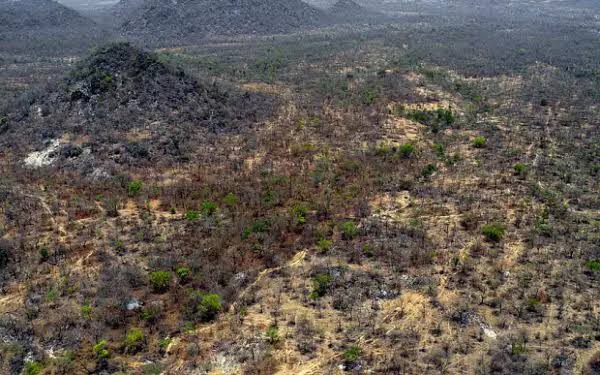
291, 203, 309, 225
184, 210, 200, 221
421, 163, 437, 178
472, 136, 487, 148
223, 192, 239, 207
482, 223, 506, 242
513, 162, 527, 176
310, 273, 332, 299
242, 219, 269, 239
585, 260, 600, 272
22, 361, 44, 375
176, 267, 191, 281
81, 300, 92, 319
142, 363, 164, 375
93, 340, 109, 359
398, 143, 416, 159
127, 180, 143, 196
510, 341, 527, 355
123, 327, 145, 353
316, 238, 333, 253
361, 88, 378, 105
343, 345, 361, 363
399, 107, 455, 133
200, 201, 217, 216
340, 221, 359, 240
149, 271, 172, 292
265, 325, 280, 344
158, 337, 172, 351
196, 292, 222, 322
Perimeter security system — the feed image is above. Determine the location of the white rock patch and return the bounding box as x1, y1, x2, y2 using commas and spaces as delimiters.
24, 139, 60, 168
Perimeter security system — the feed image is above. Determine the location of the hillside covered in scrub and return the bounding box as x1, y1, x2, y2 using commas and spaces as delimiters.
0, 0, 598, 374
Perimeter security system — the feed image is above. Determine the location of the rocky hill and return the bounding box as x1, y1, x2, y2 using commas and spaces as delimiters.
1, 42, 273, 173
0, 0, 109, 54
120, 0, 330, 44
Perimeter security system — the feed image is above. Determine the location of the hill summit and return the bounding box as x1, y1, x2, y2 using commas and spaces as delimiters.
0, 0, 107, 53
3, 43, 273, 171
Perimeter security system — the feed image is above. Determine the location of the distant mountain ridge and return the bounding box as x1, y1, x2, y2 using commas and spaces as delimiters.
119, 0, 330, 44
0, 0, 110, 53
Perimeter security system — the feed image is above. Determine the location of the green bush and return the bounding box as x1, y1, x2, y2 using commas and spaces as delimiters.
340, 221, 359, 240
265, 325, 280, 344
472, 136, 487, 148
513, 163, 527, 176
421, 163, 437, 178
223, 192, 239, 207
482, 223, 506, 242
123, 327, 145, 353
93, 340, 110, 359
23, 361, 44, 375
201, 201, 217, 216
291, 203, 309, 225
81, 301, 92, 319
158, 337, 172, 351
184, 210, 200, 221
316, 238, 333, 253
242, 219, 269, 239
149, 271, 172, 292
344, 345, 361, 363
398, 143, 415, 158
585, 260, 600, 272
127, 180, 143, 196
197, 292, 222, 322
310, 274, 332, 299
176, 267, 191, 281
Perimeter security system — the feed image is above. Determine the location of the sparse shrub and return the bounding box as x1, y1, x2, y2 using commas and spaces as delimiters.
533, 217, 552, 237
421, 163, 437, 178
158, 337, 172, 351
585, 260, 600, 272
310, 273, 332, 299
200, 201, 217, 216
184, 210, 200, 221
362, 88, 377, 105
265, 325, 280, 344
196, 292, 222, 322
472, 136, 487, 148
344, 345, 361, 364
433, 143, 445, 157
23, 361, 44, 375
127, 180, 143, 196
513, 163, 527, 176
123, 327, 145, 353
242, 219, 269, 239
93, 340, 110, 359
39, 247, 49, 263
176, 267, 191, 281
398, 143, 415, 158
340, 221, 359, 240
316, 238, 333, 253
482, 223, 506, 242
223, 192, 239, 207
149, 271, 172, 292
81, 301, 92, 319
291, 203, 308, 225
